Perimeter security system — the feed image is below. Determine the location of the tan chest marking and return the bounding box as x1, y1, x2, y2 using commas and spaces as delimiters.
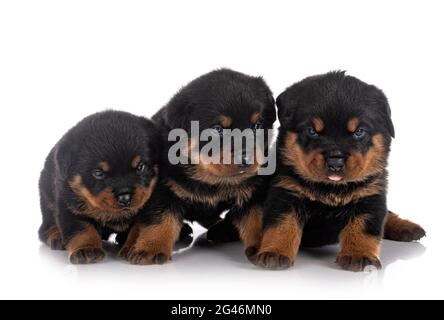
166, 178, 254, 207
275, 176, 384, 207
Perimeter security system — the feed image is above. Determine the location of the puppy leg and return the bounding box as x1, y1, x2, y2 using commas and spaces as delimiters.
38, 196, 64, 250
336, 215, 382, 272
384, 211, 426, 242
253, 212, 303, 270
120, 213, 182, 265
66, 223, 105, 264
234, 206, 263, 260
39, 221, 64, 250
55, 198, 105, 264
118, 224, 140, 258
43, 225, 64, 250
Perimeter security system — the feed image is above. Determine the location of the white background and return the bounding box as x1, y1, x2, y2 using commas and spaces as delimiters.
0, 0, 443, 300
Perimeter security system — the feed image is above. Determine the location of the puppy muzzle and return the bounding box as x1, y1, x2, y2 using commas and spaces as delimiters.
115, 188, 133, 207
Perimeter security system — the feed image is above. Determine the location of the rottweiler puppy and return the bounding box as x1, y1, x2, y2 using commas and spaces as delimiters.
249, 72, 425, 271
119, 69, 276, 265
38, 111, 160, 264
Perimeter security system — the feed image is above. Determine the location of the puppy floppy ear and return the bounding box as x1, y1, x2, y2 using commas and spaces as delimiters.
54, 141, 74, 180
373, 88, 395, 138
384, 101, 395, 138
276, 91, 293, 127
262, 92, 277, 125
165, 102, 196, 132
141, 117, 163, 160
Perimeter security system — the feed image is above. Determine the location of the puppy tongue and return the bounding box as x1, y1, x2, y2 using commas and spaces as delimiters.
328, 175, 343, 182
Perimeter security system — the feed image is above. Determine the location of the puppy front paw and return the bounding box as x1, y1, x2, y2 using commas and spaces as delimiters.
45, 226, 64, 250
117, 245, 131, 260
125, 248, 172, 265
69, 247, 105, 264
252, 251, 294, 270
336, 254, 381, 272
245, 246, 258, 262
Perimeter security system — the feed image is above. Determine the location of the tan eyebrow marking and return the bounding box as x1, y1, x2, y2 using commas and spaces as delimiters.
219, 115, 232, 128
347, 117, 360, 133
250, 112, 261, 124
312, 117, 324, 132
98, 161, 111, 172
132, 155, 142, 168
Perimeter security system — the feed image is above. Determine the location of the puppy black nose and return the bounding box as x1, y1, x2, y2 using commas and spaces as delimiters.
327, 157, 345, 172
117, 193, 132, 207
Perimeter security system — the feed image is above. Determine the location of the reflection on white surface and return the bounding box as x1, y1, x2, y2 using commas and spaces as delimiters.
29, 226, 427, 300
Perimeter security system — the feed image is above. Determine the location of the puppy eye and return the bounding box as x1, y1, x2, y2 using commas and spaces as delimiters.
253, 119, 264, 130
92, 169, 105, 180
212, 125, 224, 136
136, 162, 147, 175
353, 127, 367, 139
306, 126, 319, 138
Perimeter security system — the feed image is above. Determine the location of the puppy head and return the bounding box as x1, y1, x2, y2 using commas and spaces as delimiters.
165, 69, 276, 184
60, 111, 160, 214
277, 71, 394, 184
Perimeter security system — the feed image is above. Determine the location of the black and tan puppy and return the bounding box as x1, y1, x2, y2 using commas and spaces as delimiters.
250, 72, 425, 271
119, 69, 276, 265
38, 111, 160, 264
